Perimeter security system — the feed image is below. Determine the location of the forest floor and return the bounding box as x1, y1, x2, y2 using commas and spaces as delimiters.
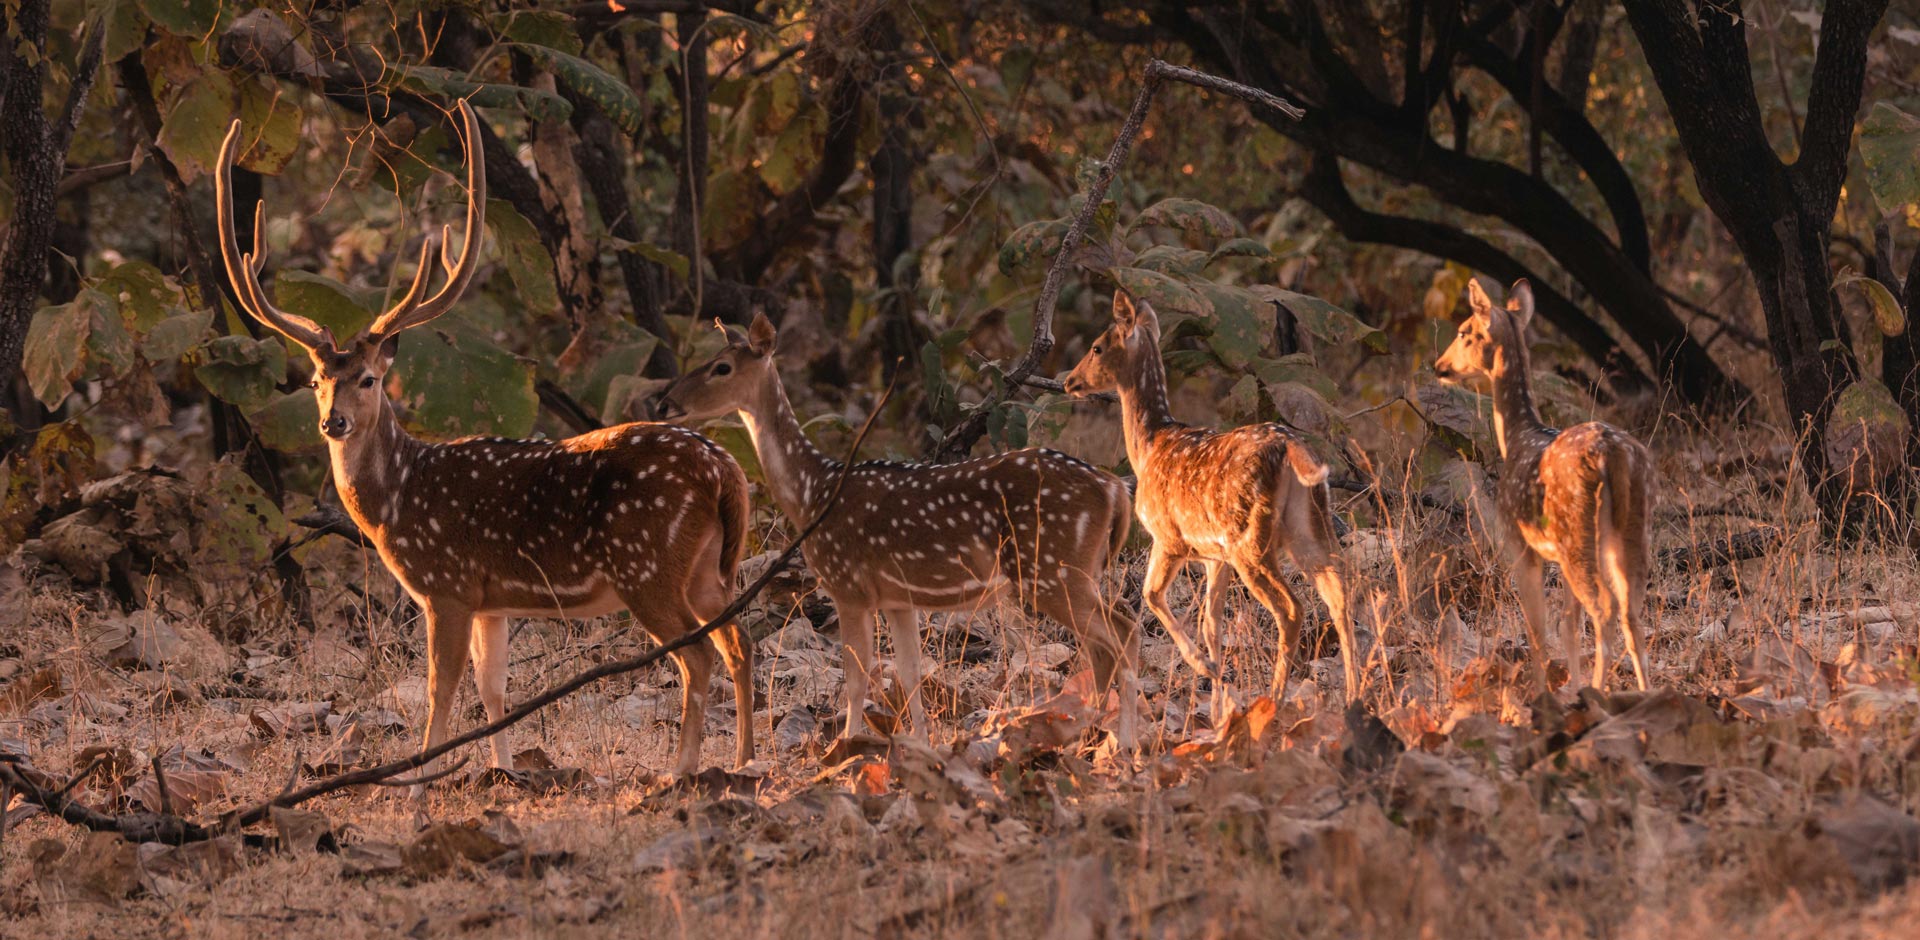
3, 449, 1920, 939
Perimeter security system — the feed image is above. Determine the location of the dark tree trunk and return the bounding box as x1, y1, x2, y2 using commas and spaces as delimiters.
869, 12, 925, 380
1622, 0, 1889, 532
671, 10, 711, 304
0, 0, 105, 411
570, 103, 680, 378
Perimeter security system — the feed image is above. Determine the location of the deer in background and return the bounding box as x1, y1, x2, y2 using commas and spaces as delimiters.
1433, 278, 1654, 692
1063, 292, 1358, 715
655, 315, 1143, 748
214, 102, 755, 784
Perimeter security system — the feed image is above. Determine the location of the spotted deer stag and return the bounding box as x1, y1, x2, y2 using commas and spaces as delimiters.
1433, 278, 1653, 692
1063, 292, 1357, 712
656, 315, 1142, 747
214, 103, 754, 783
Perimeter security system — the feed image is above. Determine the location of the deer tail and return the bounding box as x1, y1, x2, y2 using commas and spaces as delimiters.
1105, 475, 1134, 569
1285, 441, 1330, 488
716, 463, 751, 585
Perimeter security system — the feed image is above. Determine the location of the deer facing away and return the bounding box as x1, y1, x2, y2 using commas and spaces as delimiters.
656, 315, 1142, 747
214, 103, 755, 783
1063, 292, 1358, 711
1433, 277, 1654, 691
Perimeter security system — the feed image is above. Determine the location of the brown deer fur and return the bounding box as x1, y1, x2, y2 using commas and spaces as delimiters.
213, 104, 754, 783
656, 315, 1142, 746
1063, 293, 1358, 710
1433, 278, 1654, 691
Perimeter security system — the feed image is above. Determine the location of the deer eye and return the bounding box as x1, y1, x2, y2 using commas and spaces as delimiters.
712, 362, 732, 377
307, 379, 318, 390
1091, 344, 1103, 354
359, 376, 377, 389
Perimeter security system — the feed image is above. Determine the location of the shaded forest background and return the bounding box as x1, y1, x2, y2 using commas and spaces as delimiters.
3, 0, 1920, 566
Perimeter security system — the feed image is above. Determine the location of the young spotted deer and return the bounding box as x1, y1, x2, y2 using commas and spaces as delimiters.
1063, 292, 1358, 712
214, 104, 755, 782
1433, 278, 1654, 692
656, 315, 1142, 747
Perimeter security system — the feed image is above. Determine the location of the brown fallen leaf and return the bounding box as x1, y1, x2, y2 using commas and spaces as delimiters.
1811, 796, 1920, 894
270, 805, 336, 854
138, 836, 245, 897
339, 840, 404, 877
402, 821, 513, 878
249, 700, 333, 738
33, 830, 143, 904
0, 666, 60, 713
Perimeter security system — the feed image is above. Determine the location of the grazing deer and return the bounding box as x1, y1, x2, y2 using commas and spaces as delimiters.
1062, 292, 1357, 712
1432, 278, 1654, 692
655, 315, 1142, 747
213, 103, 755, 783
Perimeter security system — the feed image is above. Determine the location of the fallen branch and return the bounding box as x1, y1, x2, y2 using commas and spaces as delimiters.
4, 383, 893, 845
1659, 526, 1784, 572
930, 59, 1302, 461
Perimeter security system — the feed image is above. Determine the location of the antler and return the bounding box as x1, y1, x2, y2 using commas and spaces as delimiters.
366, 100, 488, 338
215, 120, 335, 351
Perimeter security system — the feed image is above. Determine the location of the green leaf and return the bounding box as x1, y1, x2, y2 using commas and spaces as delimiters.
1191, 282, 1275, 369
1247, 354, 1339, 399
703, 422, 764, 483
154, 71, 237, 184
497, 10, 581, 56
84, 290, 135, 376
234, 81, 303, 175
1110, 267, 1208, 323
101, 0, 152, 63
138, 0, 218, 37
486, 200, 562, 317
388, 65, 572, 125
191, 335, 288, 412
997, 218, 1069, 275
516, 43, 643, 136
1860, 102, 1920, 215
1417, 381, 1493, 457
271, 270, 376, 342
390, 326, 537, 438
248, 388, 324, 453
1126, 197, 1242, 242
1208, 237, 1272, 266
142, 308, 214, 362
198, 458, 289, 570
610, 239, 691, 281
23, 300, 94, 408
1253, 286, 1388, 354
1132, 245, 1210, 277
97, 260, 185, 334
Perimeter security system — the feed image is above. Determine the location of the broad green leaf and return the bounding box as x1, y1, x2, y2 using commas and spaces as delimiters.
23, 300, 94, 408
198, 458, 288, 570
1125, 197, 1241, 241
1192, 281, 1275, 368
139, 0, 218, 36
997, 218, 1068, 275
486, 200, 562, 317
97, 260, 184, 334
101, 0, 152, 62
610, 239, 690, 281
192, 335, 288, 412
560, 320, 660, 422
497, 10, 581, 55
142, 308, 214, 362
248, 388, 324, 453
235, 81, 303, 174
388, 64, 572, 125
1265, 380, 1345, 436
390, 326, 537, 438
154, 71, 236, 183
1110, 266, 1208, 321
704, 422, 764, 483
1253, 286, 1388, 354
516, 44, 643, 136
1247, 354, 1339, 399
271, 270, 375, 342
1207, 237, 1272, 266
84, 290, 135, 376
1417, 381, 1494, 457
1132, 245, 1210, 277
1860, 102, 1920, 215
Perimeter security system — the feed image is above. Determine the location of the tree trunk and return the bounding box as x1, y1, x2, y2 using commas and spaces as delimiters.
870, 12, 924, 380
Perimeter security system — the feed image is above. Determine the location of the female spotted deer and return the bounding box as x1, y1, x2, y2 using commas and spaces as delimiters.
1433, 278, 1653, 692
1063, 292, 1358, 712
213, 104, 755, 783
656, 315, 1142, 747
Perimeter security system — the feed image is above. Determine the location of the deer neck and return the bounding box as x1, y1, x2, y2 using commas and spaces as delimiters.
1115, 350, 1178, 469
1488, 348, 1548, 463
328, 400, 424, 534
737, 376, 837, 525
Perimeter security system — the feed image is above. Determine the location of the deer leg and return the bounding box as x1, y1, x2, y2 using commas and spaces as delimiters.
665, 633, 715, 779
1197, 561, 1231, 674
1555, 587, 1586, 685
1601, 534, 1652, 691
1037, 573, 1141, 750
468, 614, 512, 770
416, 598, 476, 798
1142, 545, 1217, 686
1559, 557, 1613, 692
882, 607, 930, 741
694, 574, 756, 769
839, 604, 878, 738
1287, 543, 1358, 701
1235, 559, 1303, 705
1512, 551, 1555, 695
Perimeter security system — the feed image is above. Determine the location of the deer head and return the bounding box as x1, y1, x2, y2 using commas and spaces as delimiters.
1062, 291, 1160, 397
215, 101, 487, 441
1433, 278, 1535, 391
655, 314, 779, 422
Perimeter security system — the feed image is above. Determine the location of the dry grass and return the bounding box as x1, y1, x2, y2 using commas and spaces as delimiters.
3, 424, 1919, 940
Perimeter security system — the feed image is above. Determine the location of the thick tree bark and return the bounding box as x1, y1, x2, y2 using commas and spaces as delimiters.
671, 10, 711, 305
869, 11, 925, 379
1622, 0, 1890, 531
0, 0, 105, 411
570, 103, 680, 377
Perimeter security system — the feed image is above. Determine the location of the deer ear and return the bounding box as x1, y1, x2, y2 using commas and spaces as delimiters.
746, 312, 777, 356
1505, 279, 1535, 332
1466, 278, 1495, 316
1113, 291, 1139, 329
375, 333, 399, 367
